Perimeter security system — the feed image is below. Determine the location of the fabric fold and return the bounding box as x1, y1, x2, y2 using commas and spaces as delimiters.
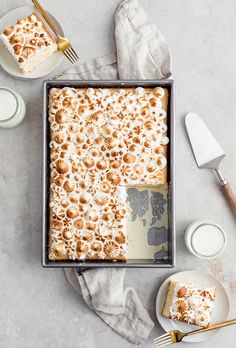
65, 268, 154, 344
56, 52, 118, 80
115, 0, 172, 79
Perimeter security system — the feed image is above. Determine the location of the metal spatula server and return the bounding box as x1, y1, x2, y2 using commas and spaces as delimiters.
185, 113, 236, 216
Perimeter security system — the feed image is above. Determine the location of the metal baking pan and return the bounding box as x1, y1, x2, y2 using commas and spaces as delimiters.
42, 79, 175, 268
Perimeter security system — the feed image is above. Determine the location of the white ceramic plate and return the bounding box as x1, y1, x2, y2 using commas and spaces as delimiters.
156, 270, 230, 343
0, 5, 64, 79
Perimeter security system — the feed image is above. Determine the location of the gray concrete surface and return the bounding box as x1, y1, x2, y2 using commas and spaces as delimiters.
0, 0, 236, 347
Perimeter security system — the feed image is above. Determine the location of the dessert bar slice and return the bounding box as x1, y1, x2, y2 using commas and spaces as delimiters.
162, 280, 216, 327
0, 12, 57, 73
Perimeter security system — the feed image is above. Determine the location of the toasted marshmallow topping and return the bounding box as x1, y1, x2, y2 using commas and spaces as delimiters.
0, 12, 57, 73
162, 280, 216, 327
48, 87, 169, 261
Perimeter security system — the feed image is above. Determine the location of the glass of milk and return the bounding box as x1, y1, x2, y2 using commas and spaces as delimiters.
0, 87, 26, 128
185, 221, 227, 259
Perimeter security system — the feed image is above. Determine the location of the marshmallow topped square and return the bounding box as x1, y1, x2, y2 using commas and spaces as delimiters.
0, 12, 57, 74
162, 280, 216, 327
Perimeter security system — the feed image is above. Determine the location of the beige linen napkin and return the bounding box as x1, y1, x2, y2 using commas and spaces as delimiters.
65, 268, 154, 345
61, 0, 172, 344
56, 0, 171, 80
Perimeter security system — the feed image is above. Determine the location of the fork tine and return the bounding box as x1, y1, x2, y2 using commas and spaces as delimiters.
67, 47, 79, 62
154, 336, 171, 344
65, 48, 76, 63
73, 49, 79, 60
63, 49, 73, 63
63, 49, 75, 64
154, 333, 170, 342
66, 48, 77, 63
154, 339, 173, 348
69, 46, 79, 60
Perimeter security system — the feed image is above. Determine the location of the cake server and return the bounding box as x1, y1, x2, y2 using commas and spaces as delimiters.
185, 112, 236, 216
153, 318, 236, 347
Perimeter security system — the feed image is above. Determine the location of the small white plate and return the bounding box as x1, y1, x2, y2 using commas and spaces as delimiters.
0, 5, 64, 79
156, 270, 230, 343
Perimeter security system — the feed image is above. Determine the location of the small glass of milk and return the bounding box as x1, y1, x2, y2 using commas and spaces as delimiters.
185, 221, 227, 259
0, 87, 26, 128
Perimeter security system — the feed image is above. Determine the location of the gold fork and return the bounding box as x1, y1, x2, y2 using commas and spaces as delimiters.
153, 318, 236, 347
32, 0, 79, 64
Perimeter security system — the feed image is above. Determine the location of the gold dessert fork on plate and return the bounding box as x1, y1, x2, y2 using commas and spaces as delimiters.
153, 318, 236, 347
32, 0, 79, 64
